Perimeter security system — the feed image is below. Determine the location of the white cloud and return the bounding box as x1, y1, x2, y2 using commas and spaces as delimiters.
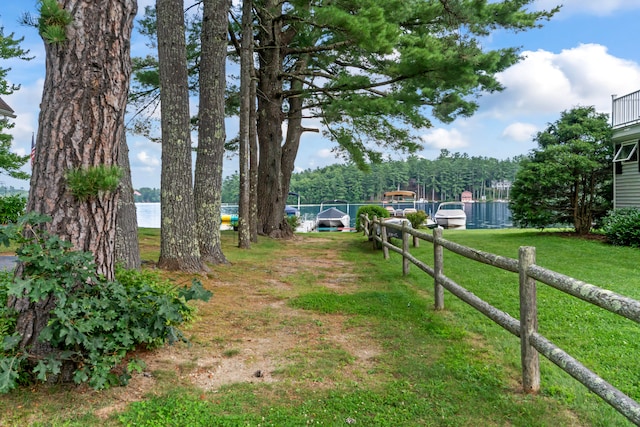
420, 128, 469, 150
294, 145, 346, 172
316, 148, 334, 158
5, 79, 44, 157
501, 122, 538, 142
485, 44, 640, 118
304, 147, 342, 169
553, 44, 640, 108
498, 50, 572, 112
136, 151, 160, 167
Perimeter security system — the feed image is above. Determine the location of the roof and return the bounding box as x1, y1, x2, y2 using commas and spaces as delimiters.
383, 190, 416, 197
317, 207, 348, 219
0, 96, 16, 118
382, 190, 417, 202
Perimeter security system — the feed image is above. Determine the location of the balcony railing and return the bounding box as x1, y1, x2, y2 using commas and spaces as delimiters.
612, 90, 640, 128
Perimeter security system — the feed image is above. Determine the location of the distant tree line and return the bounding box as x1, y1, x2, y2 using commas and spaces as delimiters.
0, 187, 28, 196
133, 187, 161, 203
221, 149, 522, 204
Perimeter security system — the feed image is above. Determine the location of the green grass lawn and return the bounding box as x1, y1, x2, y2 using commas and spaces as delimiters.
126, 229, 639, 426
369, 228, 640, 426
2, 228, 639, 426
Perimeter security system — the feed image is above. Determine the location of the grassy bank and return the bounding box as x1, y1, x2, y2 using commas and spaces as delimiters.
1, 228, 638, 426
397, 228, 640, 426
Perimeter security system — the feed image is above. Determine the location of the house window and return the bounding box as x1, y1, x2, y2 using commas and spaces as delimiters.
613, 142, 638, 163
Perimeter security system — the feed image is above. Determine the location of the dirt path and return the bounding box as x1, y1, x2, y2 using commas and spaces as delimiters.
97, 236, 380, 418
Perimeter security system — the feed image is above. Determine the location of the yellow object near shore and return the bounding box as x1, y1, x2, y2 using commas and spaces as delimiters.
221, 214, 238, 224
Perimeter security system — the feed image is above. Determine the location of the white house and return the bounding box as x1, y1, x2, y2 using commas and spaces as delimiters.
612, 90, 640, 208
0, 96, 16, 119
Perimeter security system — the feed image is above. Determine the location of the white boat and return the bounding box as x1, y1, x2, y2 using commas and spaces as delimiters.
381, 217, 412, 239
434, 202, 467, 229
316, 200, 350, 229
424, 217, 439, 229
382, 190, 417, 217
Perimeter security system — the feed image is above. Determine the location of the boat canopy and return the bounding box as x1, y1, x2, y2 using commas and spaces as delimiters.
284, 205, 299, 216
317, 207, 348, 219
382, 190, 416, 202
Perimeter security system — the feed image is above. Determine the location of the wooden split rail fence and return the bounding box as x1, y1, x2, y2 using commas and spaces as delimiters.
360, 214, 640, 426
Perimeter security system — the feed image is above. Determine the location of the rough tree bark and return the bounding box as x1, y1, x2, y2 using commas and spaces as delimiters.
255, 0, 291, 238
193, 0, 230, 263
237, 0, 253, 249
156, 0, 204, 272
249, 74, 259, 243
116, 132, 141, 270
280, 60, 314, 212
11, 0, 136, 355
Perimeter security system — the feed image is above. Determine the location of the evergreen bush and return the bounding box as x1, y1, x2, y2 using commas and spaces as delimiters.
405, 210, 428, 229
355, 205, 389, 231
602, 208, 640, 247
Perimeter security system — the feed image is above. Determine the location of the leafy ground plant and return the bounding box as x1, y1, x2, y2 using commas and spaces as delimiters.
0, 214, 211, 393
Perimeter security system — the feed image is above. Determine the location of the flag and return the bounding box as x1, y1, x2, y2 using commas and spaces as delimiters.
30, 133, 35, 166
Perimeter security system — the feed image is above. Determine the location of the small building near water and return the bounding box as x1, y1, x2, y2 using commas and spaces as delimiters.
461, 190, 473, 203
612, 90, 640, 208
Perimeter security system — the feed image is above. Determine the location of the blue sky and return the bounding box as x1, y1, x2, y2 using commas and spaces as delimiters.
2, 0, 640, 189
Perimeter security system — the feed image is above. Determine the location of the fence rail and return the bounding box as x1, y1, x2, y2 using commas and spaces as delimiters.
360, 214, 640, 425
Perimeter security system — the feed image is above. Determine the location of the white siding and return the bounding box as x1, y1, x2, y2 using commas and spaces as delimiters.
615, 162, 640, 208
613, 124, 640, 208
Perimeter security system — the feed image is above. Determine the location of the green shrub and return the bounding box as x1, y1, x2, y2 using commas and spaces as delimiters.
286, 214, 300, 230
115, 268, 200, 326
0, 195, 26, 224
0, 213, 212, 393
355, 205, 389, 231
0, 271, 16, 342
405, 210, 428, 229
602, 208, 640, 247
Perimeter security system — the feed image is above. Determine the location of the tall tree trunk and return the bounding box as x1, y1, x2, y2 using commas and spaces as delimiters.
249, 62, 259, 243
156, 0, 204, 272
238, 0, 253, 249
116, 132, 141, 269
11, 0, 136, 357
194, 0, 229, 263
255, 0, 290, 238
280, 60, 309, 211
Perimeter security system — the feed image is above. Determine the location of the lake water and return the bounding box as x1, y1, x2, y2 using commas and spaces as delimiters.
136, 201, 513, 230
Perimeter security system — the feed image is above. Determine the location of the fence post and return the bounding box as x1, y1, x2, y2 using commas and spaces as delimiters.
434, 227, 444, 310
402, 221, 409, 275
519, 246, 540, 393
371, 216, 378, 250
362, 214, 369, 237
381, 219, 389, 259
